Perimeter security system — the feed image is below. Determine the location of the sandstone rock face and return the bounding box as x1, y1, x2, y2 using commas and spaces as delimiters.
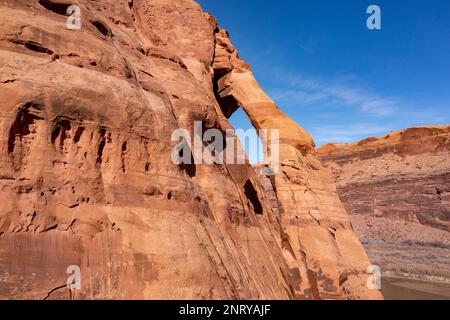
212, 24, 381, 300
317, 126, 450, 280
0, 0, 380, 299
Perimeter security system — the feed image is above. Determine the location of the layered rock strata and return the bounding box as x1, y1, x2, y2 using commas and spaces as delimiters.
0, 0, 380, 299
317, 126, 450, 281
212, 23, 380, 300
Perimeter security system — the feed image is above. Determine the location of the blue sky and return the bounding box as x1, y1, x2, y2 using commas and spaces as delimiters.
197, 0, 450, 151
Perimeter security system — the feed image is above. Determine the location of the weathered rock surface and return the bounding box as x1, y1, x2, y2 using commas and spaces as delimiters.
317, 126, 450, 281
0, 0, 380, 299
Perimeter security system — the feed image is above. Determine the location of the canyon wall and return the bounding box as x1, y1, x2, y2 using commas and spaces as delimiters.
0, 0, 380, 299
317, 126, 450, 281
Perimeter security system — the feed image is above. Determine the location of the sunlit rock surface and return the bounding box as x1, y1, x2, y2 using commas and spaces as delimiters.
0, 0, 380, 300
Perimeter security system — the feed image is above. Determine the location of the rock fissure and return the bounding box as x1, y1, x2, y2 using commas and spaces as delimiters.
0, 0, 380, 300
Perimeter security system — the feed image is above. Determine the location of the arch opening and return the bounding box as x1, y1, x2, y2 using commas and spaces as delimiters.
228, 108, 264, 165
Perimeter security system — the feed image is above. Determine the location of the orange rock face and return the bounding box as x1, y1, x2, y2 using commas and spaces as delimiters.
317, 126, 450, 280
0, 0, 380, 299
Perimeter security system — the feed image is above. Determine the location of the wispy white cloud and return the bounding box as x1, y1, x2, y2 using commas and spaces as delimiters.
269, 73, 399, 117
310, 124, 392, 146
261, 69, 449, 145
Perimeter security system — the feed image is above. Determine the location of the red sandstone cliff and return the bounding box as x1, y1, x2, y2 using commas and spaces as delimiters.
317, 126, 450, 281
0, 0, 381, 299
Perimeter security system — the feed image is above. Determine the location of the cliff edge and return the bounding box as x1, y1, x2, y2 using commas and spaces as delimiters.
0, 0, 380, 299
